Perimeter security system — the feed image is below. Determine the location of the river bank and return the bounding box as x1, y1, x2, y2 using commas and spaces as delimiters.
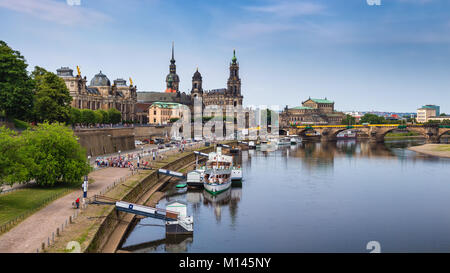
408, 144, 450, 158
43, 141, 234, 253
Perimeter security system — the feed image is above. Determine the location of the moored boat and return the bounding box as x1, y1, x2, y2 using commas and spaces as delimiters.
202, 150, 233, 195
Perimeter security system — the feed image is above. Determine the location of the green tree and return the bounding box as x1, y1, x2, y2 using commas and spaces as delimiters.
97, 109, 109, 124
359, 114, 386, 124
31, 66, 72, 124
0, 127, 34, 185
107, 108, 122, 124
69, 107, 81, 125
22, 122, 90, 186
440, 113, 447, 116
342, 114, 356, 125
0, 41, 34, 120
93, 110, 103, 124
80, 109, 96, 125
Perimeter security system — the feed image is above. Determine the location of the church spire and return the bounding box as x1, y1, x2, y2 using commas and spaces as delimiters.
232, 49, 237, 64
171, 41, 175, 64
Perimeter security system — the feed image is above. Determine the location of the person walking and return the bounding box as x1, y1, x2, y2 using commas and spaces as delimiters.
75, 197, 80, 209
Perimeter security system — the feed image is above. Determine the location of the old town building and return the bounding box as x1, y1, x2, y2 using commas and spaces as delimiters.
137, 44, 244, 122
148, 102, 183, 125
57, 67, 137, 121
280, 98, 345, 127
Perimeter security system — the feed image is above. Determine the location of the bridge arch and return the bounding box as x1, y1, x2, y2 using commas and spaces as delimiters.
438, 128, 450, 142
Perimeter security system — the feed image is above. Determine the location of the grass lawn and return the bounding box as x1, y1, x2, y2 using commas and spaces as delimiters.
0, 185, 76, 228
385, 132, 419, 137
433, 144, 450, 152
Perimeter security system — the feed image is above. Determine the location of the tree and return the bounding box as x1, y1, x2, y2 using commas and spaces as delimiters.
440, 113, 447, 116
93, 110, 103, 124
69, 107, 81, 125
0, 41, 34, 120
359, 114, 386, 124
96, 109, 109, 124
21, 122, 90, 186
342, 114, 356, 125
31, 66, 72, 124
0, 127, 34, 185
107, 108, 122, 124
80, 109, 96, 126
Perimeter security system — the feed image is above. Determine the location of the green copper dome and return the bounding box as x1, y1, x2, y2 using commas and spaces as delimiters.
232, 49, 237, 64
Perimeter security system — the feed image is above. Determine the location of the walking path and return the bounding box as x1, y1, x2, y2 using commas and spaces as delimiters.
0, 168, 130, 253
0, 141, 205, 253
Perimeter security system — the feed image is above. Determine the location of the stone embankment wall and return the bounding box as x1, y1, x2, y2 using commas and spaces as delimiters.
74, 128, 135, 157
133, 125, 172, 141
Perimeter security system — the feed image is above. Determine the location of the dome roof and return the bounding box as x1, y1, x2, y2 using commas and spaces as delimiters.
166, 73, 179, 82
90, 71, 111, 86
193, 69, 202, 80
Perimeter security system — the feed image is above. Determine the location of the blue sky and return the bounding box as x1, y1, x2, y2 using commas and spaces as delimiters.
1, 0, 449, 112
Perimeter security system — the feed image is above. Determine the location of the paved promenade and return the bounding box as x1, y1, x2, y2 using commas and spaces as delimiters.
0, 168, 130, 253
0, 141, 205, 253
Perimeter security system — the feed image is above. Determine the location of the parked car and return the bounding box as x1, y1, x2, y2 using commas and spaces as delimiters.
158, 144, 164, 149
135, 140, 143, 146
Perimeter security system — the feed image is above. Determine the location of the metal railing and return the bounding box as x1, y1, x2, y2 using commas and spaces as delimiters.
0, 188, 73, 235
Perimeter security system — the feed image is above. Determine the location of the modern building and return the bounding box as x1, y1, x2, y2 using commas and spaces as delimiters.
427, 115, 450, 122
148, 102, 184, 125
57, 67, 137, 122
417, 107, 437, 123
421, 105, 440, 116
280, 98, 345, 126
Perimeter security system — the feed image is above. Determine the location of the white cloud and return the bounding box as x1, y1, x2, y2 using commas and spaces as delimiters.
244, 1, 326, 18
0, 0, 111, 26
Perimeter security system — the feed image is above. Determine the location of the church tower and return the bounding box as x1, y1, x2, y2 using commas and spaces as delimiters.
191, 67, 203, 98
166, 42, 180, 92
227, 49, 241, 96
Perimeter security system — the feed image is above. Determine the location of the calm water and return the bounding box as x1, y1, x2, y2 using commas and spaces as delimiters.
119, 140, 450, 253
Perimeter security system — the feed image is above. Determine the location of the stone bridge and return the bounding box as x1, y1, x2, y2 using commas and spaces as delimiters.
287, 124, 450, 143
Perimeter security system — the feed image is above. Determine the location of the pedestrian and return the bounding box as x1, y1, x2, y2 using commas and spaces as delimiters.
76, 197, 80, 209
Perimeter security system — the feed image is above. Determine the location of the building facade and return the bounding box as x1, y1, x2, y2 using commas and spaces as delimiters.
417, 107, 436, 123
148, 102, 183, 125
57, 67, 137, 121
136, 45, 244, 122
280, 98, 345, 127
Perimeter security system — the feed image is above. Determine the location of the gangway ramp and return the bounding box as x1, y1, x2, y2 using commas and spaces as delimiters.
158, 169, 186, 179
115, 201, 179, 221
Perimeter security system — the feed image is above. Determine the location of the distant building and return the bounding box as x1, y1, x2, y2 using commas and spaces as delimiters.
57, 67, 137, 121
417, 107, 437, 123
148, 102, 183, 125
280, 98, 345, 126
428, 115, 450, 122
421, 105, 440, 116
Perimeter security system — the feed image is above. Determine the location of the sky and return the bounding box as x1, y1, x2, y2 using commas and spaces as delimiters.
0, 0, 449, 113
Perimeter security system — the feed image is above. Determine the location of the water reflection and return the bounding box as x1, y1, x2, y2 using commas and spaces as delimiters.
119, 140, 450, 253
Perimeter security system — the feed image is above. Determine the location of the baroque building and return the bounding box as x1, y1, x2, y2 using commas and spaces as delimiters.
57, 67, 137, 121
136, 44, 244, 123
280, 98, 345, 127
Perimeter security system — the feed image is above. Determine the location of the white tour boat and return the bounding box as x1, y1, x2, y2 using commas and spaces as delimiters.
203, 149, 233, 195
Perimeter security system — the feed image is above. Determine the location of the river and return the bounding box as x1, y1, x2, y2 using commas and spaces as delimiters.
119, 140, 450, 253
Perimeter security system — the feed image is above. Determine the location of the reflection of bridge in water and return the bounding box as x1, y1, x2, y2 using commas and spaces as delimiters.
285, 124, 450, 143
